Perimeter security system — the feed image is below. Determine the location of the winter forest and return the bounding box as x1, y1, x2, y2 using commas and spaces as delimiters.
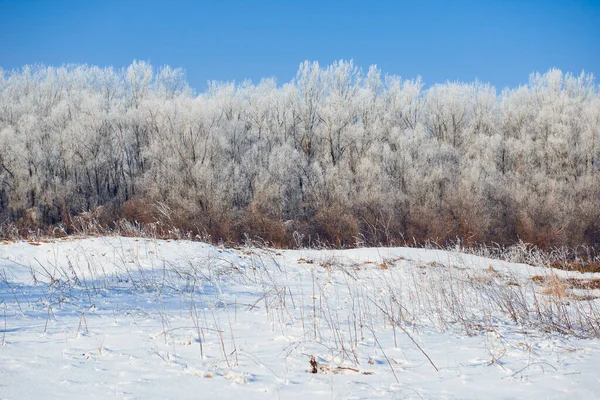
0, 60, 599, 249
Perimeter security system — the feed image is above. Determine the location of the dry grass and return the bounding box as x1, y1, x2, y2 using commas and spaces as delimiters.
540, 273, 570, 298
531, 275, 600, 291
550, 262, 600, 273
565, 278, 600, 290
487, 265, 503, 278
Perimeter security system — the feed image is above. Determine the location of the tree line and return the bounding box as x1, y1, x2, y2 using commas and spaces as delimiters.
0, 60, 598, 248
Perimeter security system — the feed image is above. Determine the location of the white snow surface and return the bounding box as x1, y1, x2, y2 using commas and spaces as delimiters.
1, 237, 599, 399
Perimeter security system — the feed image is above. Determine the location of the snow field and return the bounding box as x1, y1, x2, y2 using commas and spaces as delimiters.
1, 237, 599, 399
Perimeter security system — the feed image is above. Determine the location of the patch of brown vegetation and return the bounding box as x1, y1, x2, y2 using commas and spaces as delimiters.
541, 273, 569, 298
314, 205, 359, 247
388, 256, 406, 263
531, 275, 600, 291
487, 265, 502, 278
564, 278, 600, 290
549, 262, 600, 274
428, 261, 445, 268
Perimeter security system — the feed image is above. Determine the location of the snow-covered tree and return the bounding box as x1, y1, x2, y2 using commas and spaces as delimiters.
0, 61, 597, 248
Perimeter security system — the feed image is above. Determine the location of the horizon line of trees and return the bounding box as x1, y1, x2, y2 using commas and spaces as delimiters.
0, 60, 599, 248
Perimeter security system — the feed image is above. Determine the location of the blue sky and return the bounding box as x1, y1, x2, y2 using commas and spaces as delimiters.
1, 0, 598, 92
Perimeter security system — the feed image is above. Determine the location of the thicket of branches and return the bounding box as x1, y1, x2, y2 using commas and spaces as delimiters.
0, 60, 599, 248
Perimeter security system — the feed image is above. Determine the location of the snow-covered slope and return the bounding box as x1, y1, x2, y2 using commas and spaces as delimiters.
1, 237, 599, 399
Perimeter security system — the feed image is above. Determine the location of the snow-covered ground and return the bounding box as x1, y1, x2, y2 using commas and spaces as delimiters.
1, 237, 599, 399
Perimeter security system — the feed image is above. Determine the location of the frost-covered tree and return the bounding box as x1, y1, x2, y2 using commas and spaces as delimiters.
0, 61, 598, 248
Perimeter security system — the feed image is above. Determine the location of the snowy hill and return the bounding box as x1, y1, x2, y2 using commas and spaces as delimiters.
1, 237, 599, 399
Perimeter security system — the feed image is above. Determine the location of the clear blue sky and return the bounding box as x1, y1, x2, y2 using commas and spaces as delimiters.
1, 0, 598, 92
